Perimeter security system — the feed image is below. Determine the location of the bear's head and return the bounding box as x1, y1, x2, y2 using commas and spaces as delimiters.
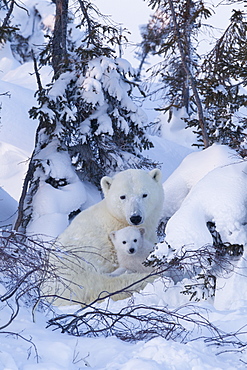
101, 168, 164, 226
110, 226, 145, 255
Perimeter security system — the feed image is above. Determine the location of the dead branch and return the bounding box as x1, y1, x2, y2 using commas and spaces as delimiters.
47, 301, 247, 349
0, 331, 40, 363
0, 230, 88, 328
0, 227, 243, 353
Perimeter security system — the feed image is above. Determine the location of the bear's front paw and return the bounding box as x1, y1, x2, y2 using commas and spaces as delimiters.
107, 267, 128, 277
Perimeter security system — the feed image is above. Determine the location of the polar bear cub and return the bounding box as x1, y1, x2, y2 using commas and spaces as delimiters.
109, 226, 154, 276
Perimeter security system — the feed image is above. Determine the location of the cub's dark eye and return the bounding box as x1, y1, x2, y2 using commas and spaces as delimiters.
120, 195, 126, 200
134, 239, 137, 243
142, 193, 148, 198
122, 241, 126, 244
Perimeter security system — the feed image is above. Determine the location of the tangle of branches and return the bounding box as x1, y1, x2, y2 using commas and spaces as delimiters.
0, 229, 88, 329
47, 299, 247, 351
0, 232, 49, 298
0, 228, 246, 353
47, 303, 205, 342
46, 243, 246, 348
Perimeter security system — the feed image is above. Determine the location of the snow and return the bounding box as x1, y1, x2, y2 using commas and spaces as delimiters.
160, 108, 198, 148
164, 160, 247, 248
0, 141, 29, 201
1, 1, 247, 369
27, 141, 87, 238
0, 80, 37, 152
0, 187, 17, 229
162, 144, 241, 220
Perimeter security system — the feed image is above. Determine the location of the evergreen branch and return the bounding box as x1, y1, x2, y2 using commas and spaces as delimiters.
1, 0, 14, 28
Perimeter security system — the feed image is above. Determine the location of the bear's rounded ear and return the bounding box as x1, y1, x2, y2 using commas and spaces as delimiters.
139, 228, 145, 236
149, 168, 162, 183
101, 176, 113, 195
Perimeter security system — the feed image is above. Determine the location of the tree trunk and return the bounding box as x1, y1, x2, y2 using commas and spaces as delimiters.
52, 0, 69, 76
2, 0, 15, 29
14, 0, 69, 232
167, 0, 209, 148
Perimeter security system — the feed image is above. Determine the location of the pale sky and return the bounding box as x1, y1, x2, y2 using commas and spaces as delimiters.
93, 0, 245, 65
93, 0, 151, 65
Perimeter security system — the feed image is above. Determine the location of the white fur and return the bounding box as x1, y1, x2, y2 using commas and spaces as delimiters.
109, 227, 154, 276
47, 168, 164, 305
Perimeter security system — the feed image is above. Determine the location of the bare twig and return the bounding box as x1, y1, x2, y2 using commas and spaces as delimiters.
31, 49, 43, 92
0, 331, 40, 363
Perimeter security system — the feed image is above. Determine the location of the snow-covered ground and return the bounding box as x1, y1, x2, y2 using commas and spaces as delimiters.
1, 1, 247, 369
1, 64, 247, 369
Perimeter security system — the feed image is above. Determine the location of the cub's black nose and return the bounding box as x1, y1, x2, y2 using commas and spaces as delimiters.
129, 248, 135, 254
130, 215, 142, 225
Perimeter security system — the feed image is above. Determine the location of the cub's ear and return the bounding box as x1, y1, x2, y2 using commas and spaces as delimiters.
149, 168, 162, 183
109, 231, 116, 243
139, 228, 145, 236
101, 176, 113, 196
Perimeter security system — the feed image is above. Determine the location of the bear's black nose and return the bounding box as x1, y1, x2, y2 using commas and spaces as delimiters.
130, 215, 142, 225
129, 248, 135, 254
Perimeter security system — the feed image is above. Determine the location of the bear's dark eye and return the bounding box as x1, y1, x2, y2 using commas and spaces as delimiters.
120, 195, 126, 200
134, 239, 137, 242
122, 240, 127, 244
142, 193, 148, 198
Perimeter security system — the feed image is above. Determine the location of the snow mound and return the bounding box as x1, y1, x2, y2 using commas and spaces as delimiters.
162, 144, 239, 219
0, 141, 30, 201
27, 143, 87, 238
165, 160, 247, 250
0, 187, 17, 229
0, 80, 37, 153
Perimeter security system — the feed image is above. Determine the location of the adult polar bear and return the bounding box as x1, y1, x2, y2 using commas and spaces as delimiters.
49, 168, 164, 305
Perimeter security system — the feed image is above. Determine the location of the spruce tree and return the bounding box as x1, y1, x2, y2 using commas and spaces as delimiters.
14, 0, 154, 234
195, 9, 247, 153
142, 0, 211, 147
141, 1, 247, 152
136, 7, 168, 80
